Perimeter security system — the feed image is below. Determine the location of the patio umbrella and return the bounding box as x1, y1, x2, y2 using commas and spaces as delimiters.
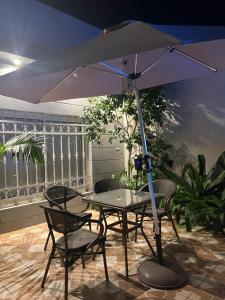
0, 21, 225, 103
1, 20, 225, 289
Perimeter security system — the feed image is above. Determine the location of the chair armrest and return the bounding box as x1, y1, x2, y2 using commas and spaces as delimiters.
62, 210, 93, 225
69, 211, 92, 219
48, 199, 64, 210
85, 218, 105, 251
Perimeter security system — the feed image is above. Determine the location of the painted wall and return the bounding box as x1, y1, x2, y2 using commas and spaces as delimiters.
163, 70, 225, 171
92, 134, 125, 184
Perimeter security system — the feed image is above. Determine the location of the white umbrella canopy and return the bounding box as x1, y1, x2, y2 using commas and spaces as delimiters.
1, 21, 225, 103
40, 40, 224, 102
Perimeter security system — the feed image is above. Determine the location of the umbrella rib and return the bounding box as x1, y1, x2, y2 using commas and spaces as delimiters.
173, 49, 217, 72
38, 67, 79, 103
141, 47, 175, 76
99, 62, 129, 78
134, 54, 138, 74
39, 62, 128, 102
86, 65, 127, 78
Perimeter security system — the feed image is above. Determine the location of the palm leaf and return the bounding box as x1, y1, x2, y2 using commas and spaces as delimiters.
181, 163, 194, 179
185, 165, 204, 196
158, 165, 191, 191
3, 133, 44, 163
205, 170, 225, 193
198, 154, 206, 179
221, 189, 225, 201
184, 206, 192, 231
209, 151, 225, 180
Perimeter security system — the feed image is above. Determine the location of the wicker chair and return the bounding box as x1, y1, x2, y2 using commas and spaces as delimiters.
40, 205, 109, 300
43, 185, 91, 251
94, 178, 126, 234
134, 179, 179, 241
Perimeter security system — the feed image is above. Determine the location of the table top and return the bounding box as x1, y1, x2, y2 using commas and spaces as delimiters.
82, 188, 161, 210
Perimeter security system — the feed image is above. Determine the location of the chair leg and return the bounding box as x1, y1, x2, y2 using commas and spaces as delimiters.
41, 247, 55, 288
96, 213, 100, 229
44, 231, 51, 251
64, 257, 69, 300
159, 218, 162, 236
134, 214, 138, 242
117, 211, 122, 227
97, 211, 108, 235
102, 242, 109, 282
170, 217, 180, 239
93, 244, 100, 261
96, 211, 101, 229
81, 255, 85, 268
89, 220, 92, 231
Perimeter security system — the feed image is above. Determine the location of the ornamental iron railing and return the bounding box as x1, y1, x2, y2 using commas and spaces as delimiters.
0, 114, 92, 206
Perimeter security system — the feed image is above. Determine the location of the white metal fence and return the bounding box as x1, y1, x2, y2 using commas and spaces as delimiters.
0, 115, 91, 204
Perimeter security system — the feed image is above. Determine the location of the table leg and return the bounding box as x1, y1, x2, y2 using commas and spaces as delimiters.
122, 211, 129, 278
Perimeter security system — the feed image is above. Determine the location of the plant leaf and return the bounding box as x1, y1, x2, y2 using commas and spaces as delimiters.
4, 133, 44, 164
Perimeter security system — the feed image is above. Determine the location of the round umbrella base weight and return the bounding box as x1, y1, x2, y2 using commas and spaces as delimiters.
137, 257, 188, 290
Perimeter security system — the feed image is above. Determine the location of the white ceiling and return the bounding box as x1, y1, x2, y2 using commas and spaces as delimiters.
0, 50, 35, 76
0, 0, 100, 60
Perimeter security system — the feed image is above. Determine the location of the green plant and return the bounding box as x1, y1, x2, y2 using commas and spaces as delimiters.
0, 133, 44, 163
115, 165, 147, 190
83, 87, 178, 180
158, 152, 225, 234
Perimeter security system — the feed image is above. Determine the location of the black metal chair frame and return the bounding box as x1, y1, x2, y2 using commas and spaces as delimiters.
40, 205, 109, 300
43, 185, 91, 251
94, 179, 126, 235
134, 179, 179, 242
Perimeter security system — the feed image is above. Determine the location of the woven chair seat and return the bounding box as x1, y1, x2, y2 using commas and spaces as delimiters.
56, 228, 104, 251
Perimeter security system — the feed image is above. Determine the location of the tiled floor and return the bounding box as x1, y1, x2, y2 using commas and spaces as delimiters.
0, 210, 225, 299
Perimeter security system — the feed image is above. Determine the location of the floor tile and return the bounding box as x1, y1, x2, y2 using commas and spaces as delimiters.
0, 210, 225, 299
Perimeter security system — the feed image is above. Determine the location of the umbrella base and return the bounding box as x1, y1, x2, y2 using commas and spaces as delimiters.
137, 257, 188, 290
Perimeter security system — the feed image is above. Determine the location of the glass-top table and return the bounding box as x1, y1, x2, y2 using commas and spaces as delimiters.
83, 189, 161, 278
83, 188, 155, 210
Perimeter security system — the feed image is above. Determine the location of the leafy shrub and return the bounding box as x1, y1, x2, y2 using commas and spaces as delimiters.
158, 152, 225, 234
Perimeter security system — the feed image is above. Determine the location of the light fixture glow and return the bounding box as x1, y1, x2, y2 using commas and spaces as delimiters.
0, 51, 36, 77
13, 58, 22, 66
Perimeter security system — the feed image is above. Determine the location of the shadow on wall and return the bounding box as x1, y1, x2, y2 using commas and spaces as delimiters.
163, 69, 225, 170
167, 143, 196, 174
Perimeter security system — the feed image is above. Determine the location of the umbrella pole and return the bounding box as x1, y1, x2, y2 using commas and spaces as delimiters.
134, 86, 187, 289
133, 87, 163, 265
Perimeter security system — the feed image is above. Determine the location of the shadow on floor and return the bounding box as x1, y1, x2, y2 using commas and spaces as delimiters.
70, 281, 136, 300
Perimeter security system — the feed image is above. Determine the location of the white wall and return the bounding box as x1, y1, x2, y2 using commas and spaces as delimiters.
0, 95, 89, 117
164, 70, 225, 170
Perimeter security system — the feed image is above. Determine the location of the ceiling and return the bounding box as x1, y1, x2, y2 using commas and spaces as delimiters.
38, 0, 225, 28
0, 0, 99, 60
